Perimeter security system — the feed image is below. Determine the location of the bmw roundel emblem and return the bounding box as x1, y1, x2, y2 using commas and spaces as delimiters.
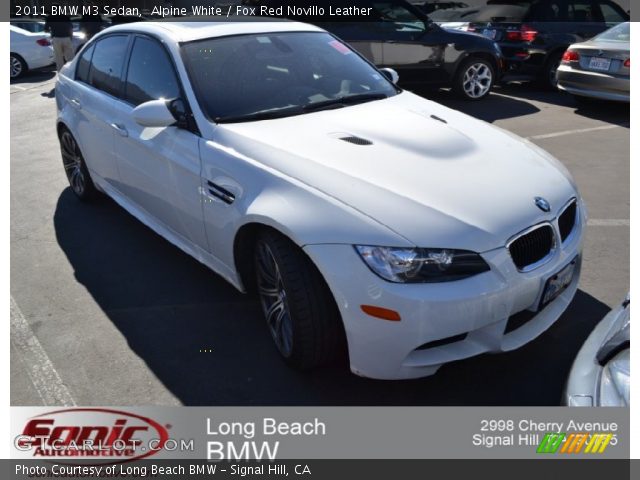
535, 196, 551, 212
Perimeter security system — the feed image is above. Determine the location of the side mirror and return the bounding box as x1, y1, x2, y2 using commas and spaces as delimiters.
132, 99, 176, 128
380, 67, 400, 84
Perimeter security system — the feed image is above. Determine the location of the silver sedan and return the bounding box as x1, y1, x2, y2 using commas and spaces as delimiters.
564, 295, 630, 407
557, 22, 629, 103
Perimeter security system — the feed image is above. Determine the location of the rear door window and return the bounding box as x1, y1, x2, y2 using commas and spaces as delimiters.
567, 1, 604, 21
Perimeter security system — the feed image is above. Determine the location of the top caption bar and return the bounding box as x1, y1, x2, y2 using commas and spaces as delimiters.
6, 1, 634, 23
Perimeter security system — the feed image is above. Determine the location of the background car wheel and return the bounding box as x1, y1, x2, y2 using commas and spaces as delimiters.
538, 51, 563, 90
59, 128, 98, 201
10, 54, 27, 79
254, 231, 346, 370
453, 57, 495, 100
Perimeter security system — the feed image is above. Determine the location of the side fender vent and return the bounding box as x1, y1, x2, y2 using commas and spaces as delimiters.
339, 136, 373, 146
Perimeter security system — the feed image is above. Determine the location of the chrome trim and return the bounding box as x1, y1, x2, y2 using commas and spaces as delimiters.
506, 222, 557, 273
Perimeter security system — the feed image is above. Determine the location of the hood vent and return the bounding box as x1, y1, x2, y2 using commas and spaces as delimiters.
339, 135, 373, 146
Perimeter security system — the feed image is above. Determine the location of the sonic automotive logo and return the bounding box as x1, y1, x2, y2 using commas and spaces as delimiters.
14, 408, 170, 462
537, 432, 614, 454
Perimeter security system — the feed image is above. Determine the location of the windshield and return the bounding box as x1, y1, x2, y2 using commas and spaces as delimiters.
428, 7, 479, 22
182, 31, 398, 123
595, 22, 630, 42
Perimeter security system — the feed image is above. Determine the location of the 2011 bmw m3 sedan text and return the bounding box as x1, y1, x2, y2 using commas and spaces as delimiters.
55, 20, 585, 380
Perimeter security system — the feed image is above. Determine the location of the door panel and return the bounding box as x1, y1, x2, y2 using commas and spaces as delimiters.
111, 103, 207, 250
111, 35, 208, 250
72, 84, 119, 185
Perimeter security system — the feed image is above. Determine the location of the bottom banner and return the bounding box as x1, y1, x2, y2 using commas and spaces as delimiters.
4, 459, 633, 480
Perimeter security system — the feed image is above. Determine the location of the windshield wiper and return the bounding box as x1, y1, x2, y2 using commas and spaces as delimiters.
215, 93, 389, 123
215, 107, 303, 124
303, 93, 390, 113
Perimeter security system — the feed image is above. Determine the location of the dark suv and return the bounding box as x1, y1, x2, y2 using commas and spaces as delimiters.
251, 0, 504, 100
467, 0, 629, 87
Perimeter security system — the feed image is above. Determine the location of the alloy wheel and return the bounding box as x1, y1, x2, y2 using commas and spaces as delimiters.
10, 56, 23, 78
60, 131, 86, 196
255, 241, 294, 357
462, 62, 493, 99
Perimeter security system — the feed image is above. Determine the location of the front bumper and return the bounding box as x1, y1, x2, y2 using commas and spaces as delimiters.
557, 65, 630, 102
304, 208, 585, 380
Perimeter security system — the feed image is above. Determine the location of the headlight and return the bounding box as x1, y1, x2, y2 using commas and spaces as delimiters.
599, 350, 630, 406
354, 246, 490, 283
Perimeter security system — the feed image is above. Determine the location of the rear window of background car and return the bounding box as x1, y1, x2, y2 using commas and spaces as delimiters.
88, 35, 128, 98
124, 37, 180, 106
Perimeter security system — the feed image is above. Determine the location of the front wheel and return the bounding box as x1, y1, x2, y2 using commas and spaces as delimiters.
59, 128, 98, 201
453, 57, 495, 100
254, 231, 346, 370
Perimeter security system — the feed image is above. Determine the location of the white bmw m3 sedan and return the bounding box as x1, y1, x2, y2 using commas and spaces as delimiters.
55, 20, 585, 380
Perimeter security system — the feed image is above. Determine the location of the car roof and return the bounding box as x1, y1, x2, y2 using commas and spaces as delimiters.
102, 17, 325, 43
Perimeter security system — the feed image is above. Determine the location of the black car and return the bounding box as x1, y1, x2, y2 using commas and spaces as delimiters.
467, 0, 629, 87
411, 1, 471, 15
251, 0, 504, 100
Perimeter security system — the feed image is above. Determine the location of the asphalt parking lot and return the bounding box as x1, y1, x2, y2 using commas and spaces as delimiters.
10, 70, 629, 406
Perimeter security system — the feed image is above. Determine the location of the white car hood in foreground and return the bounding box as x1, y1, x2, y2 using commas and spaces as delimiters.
214, 92, 576, 252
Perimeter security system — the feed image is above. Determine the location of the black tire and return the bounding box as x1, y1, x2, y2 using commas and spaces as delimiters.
58, 128, 99, 201
254, 230, 346, 370
573, 94, 600, 106
453, 57, 495, 100
10, 53, 27, 79
537, 51, 564, 90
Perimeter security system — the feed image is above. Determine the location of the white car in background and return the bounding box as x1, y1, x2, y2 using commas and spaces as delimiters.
55, 21, 585, 380
10, 19, 88, 53
10, 24, 54, 78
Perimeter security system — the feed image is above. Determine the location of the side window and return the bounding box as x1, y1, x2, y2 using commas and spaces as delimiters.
76, 43, 95, 84
598, 1, 628, 22
88, 35, 129, 98
567, 1, 604, 21
124, 37, 180, 106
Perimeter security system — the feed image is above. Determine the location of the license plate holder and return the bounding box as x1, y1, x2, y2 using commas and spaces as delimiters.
588, 57, 611, 72
482, 28, 497, 40
539, 258, 577, 310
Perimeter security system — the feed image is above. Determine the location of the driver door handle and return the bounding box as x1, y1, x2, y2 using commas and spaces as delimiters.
70, 98, 81, 109
110, 123, 129, 137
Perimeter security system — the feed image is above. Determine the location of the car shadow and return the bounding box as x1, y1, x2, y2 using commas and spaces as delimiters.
497, 83, 630, 127
54, 188, 611, 406
411, 87, 541, 123
11, 68, 56, 85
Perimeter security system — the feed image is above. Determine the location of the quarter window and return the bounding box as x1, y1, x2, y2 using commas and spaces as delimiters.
88, 35, 128, 98
598, 1, 628, 22
76, 43, 95, 84
124, 37, 180, 106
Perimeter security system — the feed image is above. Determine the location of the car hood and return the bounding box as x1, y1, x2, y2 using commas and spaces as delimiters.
212, 91, 577, 251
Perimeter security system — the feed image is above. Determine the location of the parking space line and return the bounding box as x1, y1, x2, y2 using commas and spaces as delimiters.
10, 296, 76, 407
587, 219, 630, 226
527, 124, 626, 140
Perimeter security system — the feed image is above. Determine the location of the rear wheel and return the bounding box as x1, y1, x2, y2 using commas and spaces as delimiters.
453, 57, 495, 100
59, 128, 98, 201
10, 54, 27, 78
538, 51, 563, 90
254, 231, 346, 369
